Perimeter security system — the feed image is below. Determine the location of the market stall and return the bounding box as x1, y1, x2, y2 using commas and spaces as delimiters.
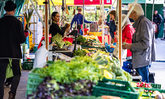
2, 0, 164, 98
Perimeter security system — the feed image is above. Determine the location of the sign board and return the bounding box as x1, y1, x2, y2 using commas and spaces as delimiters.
84, 6, 96, 12
74, 0, 112, 5
146, 0, 164, 4
122, 0, 164, 4
122, 0, 145, 4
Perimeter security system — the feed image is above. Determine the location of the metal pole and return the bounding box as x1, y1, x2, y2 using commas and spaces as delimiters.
83, 0, 85, 35
102, 0, 105, 44
29, 0, 44, 27
50, 0, 57, 11
152, 0, 155, 22
145, 1, 147, 17
45, 0, 49, 50
118, 0, 122, 65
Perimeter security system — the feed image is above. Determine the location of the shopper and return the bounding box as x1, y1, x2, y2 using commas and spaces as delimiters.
0, 1, 26, 99
106, 10, 117, 41
70, 7, 92, 35
123, 3, 155, 83
153, 10, 163, 39
49, 12, 66, 37
122, 14, 135, 60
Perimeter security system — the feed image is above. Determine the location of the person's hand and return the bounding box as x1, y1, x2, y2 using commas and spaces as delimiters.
122, 43, 132, 49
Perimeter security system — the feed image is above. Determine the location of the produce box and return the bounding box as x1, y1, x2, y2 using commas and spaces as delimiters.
92, 78, 139, 99
22, 59, 34, 70
132, 82, 165, 98
134, 86, 165, 98
81, 45, 105, 51
63, 96, 102, 99
88, 32, 102, 36
26, 68, 44, 96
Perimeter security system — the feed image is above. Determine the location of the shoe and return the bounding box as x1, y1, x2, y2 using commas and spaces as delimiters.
8, 92, 15, 99
4, 82, 11, 88
161, 38, 165, 40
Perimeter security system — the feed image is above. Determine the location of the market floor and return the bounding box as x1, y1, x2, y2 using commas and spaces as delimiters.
4, 71, 29, 99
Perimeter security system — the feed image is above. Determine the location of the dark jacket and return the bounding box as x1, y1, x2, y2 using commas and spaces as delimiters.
49, 22, 65, 37
153, 14, 163, 25
131, 16, 155, 68
0, 15, 26, 59
106, 20, 116, 39
71, 13, 92, 29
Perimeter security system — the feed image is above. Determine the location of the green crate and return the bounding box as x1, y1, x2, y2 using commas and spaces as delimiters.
22, 59, 34, 70
151, 83, 161, 89
92, 78, 139, 99
26, 68, 44, 96
63, 96, 102, 99
22, 61, 33, 70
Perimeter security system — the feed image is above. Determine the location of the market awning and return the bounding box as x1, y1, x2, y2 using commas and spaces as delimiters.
74, 0, 112, 5
38, 0, 74, 5
38, 0, 112, 6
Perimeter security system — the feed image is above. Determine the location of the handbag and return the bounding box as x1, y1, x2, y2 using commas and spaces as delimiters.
6, 59, 13, 79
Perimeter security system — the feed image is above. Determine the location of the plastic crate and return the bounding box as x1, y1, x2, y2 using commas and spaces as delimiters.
92, 78, 139, 99
22, 59, 34, 70
134, 83, 165, 98
151, 83, 161, 89
26, 68, 44, 96
63, 96, 102, 99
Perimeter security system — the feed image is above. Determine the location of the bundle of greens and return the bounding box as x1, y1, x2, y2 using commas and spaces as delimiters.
52, 33, 65, 48
73, 48, 86, 56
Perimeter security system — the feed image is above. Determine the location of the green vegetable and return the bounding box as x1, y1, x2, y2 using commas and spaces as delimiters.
65, 41, 72, 46
73, 48, 86, 56
76, 35, 87, 44
52, 33, 65, 48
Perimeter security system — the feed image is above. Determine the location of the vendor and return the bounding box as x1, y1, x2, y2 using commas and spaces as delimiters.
49, 12, 66, 37
106, 10, 117, 41
70, 7, 93, 35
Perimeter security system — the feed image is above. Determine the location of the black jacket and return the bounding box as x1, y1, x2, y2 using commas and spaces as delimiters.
153, 14, 163, 25
0, 15, 26, 59
49, 22, 65, 37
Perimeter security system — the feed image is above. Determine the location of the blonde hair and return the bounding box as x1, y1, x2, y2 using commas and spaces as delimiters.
122, 14, 131, 27
128, 3, 144, 16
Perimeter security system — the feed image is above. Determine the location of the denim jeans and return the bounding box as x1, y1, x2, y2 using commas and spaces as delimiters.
136, 65, 150, 83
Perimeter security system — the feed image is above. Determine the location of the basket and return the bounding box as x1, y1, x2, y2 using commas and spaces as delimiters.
26, 68, 44, 96
22, 59, 34, 70
92, 78, 139, 99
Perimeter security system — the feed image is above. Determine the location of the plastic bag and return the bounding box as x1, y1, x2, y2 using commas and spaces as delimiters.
122, 49, 127, 60
6, 59, 13, 79
33, 45, 48, 68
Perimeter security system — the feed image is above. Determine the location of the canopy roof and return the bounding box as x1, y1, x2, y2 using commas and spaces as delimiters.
38, 0, 112, 5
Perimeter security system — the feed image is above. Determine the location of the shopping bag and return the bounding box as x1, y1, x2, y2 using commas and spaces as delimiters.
122, 49, 127, 60
6, 59, 13, 79
33, 45, 48, 68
